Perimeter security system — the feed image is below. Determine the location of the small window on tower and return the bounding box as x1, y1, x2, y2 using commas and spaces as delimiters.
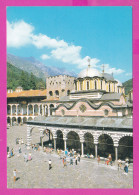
87, 81, 89, 90
95, 80, 97, 89
104, 109, 109, 116
109, 83, 111, 92
80, 81, 83, 90
101, 80, 103, 89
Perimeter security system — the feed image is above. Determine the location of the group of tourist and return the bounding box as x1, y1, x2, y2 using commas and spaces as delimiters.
16, 138, 24, 145
117, 158, 129, 175
7, 148, 14, 158
32, 144, 40, 151
43, 146, 54, 153
24, 152, 32, 162
105, 154, 113, 166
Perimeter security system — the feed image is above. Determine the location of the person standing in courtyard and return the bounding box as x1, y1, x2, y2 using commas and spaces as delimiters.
75, 156, 78, 165
19, 147, 21, 153
78, 154, 80, 162
118, 159, 122, 171
13, 169, 17, 182
97, 155, 100, 165
49, 159, 52, 170
24, 153, 28, 162
124, 160, 129, 175
28, 153, 32, 161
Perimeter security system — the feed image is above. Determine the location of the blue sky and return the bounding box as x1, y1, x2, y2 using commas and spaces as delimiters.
7, 6, 132, 82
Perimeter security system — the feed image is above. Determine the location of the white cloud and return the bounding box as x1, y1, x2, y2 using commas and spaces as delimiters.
7, 20, 126, 75
51, 46, 100, 69
7, 20, 34, 48
99, 64, 125, 75
7, 20, 68, 49
51, 45, 82, 63
125, 73, 132, 76
32, 34, 68, 49
40, 54, 50, 60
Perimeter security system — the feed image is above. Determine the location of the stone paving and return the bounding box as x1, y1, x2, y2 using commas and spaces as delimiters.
7, 125, 133, 189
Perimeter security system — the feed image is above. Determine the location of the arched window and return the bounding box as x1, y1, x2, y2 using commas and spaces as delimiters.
75, 82, 77, 90
49, 91, 53, 96
87, 81, 89, 90
104, 109, 109, 116
95, 80, 97, 89
55, 90, 59, 96
80, 81, 83, 90
101, 80, 103, 89
109, 83, 111, 92
67, 90, 70, 96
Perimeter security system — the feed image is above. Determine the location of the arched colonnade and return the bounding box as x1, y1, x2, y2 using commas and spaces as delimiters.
7, 103, 56, 125
27, 125, 133, 161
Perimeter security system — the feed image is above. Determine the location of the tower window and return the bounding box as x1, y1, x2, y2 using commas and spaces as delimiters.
104, 109, 109, 116
109, 83, 111, 92
87, 81, 89, 90
80, 81, 83, 90
95, 80, 97, 89
75, 82, 77, 90
55, 90, 59, 96
67, 90, 70, 96
101, 80, 103, 89
49, 91, 53, 96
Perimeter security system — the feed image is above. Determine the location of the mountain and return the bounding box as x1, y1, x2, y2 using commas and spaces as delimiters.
7, 62, 45, 90
123, 79, 132, 95
7, 53, 77, 80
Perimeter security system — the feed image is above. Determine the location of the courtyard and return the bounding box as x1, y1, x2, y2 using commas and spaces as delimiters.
7, 125, 133, 189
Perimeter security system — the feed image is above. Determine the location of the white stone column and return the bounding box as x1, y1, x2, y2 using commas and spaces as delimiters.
114, 142, 119, 161
27, 105, 29, 116
22, 107, 23, 115
42, 104, 44, 116
39, 128, 45, 148
94, 139, 98, 158
63, 138, 67, 151
33, 105, 34, 116
95, 144, 98, 158
81, 140, 84, 157
48, 105, 50, 116
16, 105, 18, 115
10, 105, 12, 115
53, 137, 57, 151
27, 125, 32, 149
38, 105, 40, 115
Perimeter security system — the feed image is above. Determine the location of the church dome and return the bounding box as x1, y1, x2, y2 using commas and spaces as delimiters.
116, 80, 123, 86
78, 67, 101, 78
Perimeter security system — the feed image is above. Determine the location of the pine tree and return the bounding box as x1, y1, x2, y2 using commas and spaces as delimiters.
19, 71, 29, 90
30, 72, 36, 90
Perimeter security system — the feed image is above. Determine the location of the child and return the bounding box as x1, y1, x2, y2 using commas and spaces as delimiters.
13, 169, 17, 182
49, 159, 52, 170
97, 155, 100, 165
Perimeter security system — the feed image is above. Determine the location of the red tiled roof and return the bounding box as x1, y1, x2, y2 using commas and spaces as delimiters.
7, 89, 47, 98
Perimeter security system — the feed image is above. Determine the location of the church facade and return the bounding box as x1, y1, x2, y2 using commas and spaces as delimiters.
26, 65, 133, 161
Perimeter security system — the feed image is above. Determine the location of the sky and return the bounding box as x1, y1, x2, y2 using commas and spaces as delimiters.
7, 6, 132, 82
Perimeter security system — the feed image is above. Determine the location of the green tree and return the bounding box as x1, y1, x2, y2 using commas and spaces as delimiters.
30, 72, 36, 90
19, 71, 29, 90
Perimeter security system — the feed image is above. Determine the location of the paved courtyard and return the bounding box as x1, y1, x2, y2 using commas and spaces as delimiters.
7, 125, 133, 188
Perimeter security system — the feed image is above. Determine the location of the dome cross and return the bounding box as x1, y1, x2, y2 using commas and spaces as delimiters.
87, 58, 91, 69
102, 64, 105, 73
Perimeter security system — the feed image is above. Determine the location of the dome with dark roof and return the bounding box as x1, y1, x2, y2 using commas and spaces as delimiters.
101, 73, 114, 81
115, 80, 123, 86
